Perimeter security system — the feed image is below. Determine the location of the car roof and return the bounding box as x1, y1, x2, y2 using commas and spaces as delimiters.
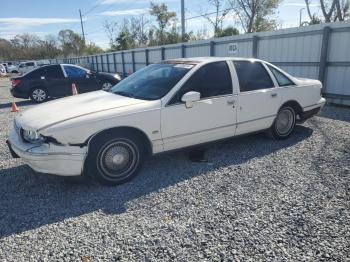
162, 57, 263, 64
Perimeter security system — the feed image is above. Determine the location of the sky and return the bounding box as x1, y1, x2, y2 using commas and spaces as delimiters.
0, 0, 321, 49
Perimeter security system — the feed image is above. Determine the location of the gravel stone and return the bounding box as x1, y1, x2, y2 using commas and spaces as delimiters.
0, 77, 349, 261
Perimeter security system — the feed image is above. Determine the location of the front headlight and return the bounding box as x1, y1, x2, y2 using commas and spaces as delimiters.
21, 129, 45, 144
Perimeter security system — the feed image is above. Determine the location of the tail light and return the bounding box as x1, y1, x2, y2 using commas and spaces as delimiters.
11, 79, 21, 87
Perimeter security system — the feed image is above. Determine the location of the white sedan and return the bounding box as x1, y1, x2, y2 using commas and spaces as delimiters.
7, 57, 326, 185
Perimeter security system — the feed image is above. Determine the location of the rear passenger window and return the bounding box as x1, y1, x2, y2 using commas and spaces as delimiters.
45, 66, 64, 79
234, 61, 274, 92
26, 62, 35, 66
267, 65, 295, 86
28, 69, 45, 79
169, 61, 232, 104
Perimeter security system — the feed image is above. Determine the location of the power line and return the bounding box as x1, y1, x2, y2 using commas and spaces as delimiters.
186, 7, 235, 20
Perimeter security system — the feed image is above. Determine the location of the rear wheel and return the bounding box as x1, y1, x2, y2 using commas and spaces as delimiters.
85, 132, 144, 186
101, 82, 113, 91
267, 106, 296, 139
30, 87, 48, 103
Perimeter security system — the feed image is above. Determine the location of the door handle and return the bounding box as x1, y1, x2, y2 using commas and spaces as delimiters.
227, 99, 236, 108
271, 93, 278, 97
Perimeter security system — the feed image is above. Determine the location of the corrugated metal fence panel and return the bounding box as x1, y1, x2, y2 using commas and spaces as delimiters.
326, 66, 350, 96
149, 49, 162, 63
165, 47, 182, 59
186, 44, 210, 57
134, 51, 145, 63
215, 40, 252, 57
328, 29, 350, 62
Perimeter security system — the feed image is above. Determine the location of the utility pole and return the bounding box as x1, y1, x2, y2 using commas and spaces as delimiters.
181, 0, 185, 42
79, 9, 86, 45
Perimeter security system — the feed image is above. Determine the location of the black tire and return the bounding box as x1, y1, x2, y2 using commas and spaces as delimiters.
267, 106, 296, 139
30, 87, 48, 103
85, 131, 144, 186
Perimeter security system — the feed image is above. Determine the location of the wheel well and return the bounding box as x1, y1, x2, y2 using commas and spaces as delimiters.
280, 100, 303, 116
88, 126, 153, 155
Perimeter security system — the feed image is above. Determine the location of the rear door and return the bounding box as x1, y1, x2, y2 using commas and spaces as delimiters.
63, 65, 97, 93
232, 60, 282, 135
44, 65, 70, 97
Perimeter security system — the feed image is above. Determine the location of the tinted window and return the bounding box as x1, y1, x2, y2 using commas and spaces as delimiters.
26, 62, 35, 66
64, 66, 86, 78
267, 65, 294, 87
45, 66, 64, 79
27, 68, 45, 79
234, 61, 274, 92
170, 61, 232, 104
111, 63, 192, 100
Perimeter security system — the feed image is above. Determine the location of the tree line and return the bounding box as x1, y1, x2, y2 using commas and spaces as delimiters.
0, 0, 348, 61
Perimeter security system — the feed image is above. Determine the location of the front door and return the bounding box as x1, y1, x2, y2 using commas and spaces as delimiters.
44, 65, 70, 97
232, 61, 282, 135
63, 65, 96, 94
161, 61, 237, 151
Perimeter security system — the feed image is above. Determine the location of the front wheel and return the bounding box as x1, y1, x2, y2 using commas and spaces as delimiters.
30, 87, 48, 103
85, 132, 144, 186
267, 106, 296, 139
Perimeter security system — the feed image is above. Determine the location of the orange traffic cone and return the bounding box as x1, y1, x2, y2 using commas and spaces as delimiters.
71, 83, 78, 95
11, 101, 19, 112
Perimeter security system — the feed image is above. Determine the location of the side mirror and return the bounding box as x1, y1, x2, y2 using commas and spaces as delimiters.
181, 91, 200, 108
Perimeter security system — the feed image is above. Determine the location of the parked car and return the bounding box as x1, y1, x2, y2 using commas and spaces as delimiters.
10, 64, 121, 103
7, 57, 326, 185
18, 61, 38, 74
4, 62, 19, 73
0, 64, 6, 76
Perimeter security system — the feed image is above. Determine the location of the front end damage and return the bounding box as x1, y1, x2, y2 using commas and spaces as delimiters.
7, 127, 86, 176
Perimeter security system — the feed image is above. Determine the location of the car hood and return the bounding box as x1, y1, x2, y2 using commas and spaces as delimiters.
16, 91, 147, 131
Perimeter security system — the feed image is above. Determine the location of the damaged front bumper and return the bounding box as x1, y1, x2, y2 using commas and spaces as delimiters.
7, 128, 87, 176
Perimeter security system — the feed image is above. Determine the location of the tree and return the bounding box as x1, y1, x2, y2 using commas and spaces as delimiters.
201, 0, 232, 37
149, 2, 177, 44
304, 0, 349, 23
58, 29, 86, 57
230, 0, 281, 33
216, 26, 240, 37
85, 42, 104, 55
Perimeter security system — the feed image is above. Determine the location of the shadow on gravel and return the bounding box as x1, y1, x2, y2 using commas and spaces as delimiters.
0, 100, 35, 109
0, 125, 313, 238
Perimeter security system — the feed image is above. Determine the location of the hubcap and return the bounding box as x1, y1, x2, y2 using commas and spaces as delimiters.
276, 109, 294, 135
102, 82, 112, 90
32, 89, 46, 102
98, 140, 137, 179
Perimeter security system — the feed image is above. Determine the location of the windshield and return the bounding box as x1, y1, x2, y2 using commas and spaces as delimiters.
110, 63, 194, 100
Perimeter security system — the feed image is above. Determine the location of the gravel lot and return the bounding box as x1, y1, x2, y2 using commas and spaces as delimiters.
0, 76, 349, 261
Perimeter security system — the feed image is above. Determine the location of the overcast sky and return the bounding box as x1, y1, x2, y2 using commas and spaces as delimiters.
0, 0, 321, 49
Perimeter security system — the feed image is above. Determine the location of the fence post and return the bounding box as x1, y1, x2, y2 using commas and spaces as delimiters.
121, 51, 125, 77
91, 56, 94, 71
100, 55, 103, 71
131, 50, 136, 73
161, 47, 165, 60
145, 49, 149, 65
106, 54, 110, 72
113, 53, 117, 73
210, 41, 215, 56
95, 55, 99, 72
252, 35, 259, 58
318, 26, 331, 93
181, 44, 186, 58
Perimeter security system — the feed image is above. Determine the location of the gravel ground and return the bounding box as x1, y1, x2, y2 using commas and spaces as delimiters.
0, 77, 349, 261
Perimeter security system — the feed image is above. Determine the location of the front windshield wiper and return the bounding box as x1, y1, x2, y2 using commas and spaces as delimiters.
114, 91, 135, 98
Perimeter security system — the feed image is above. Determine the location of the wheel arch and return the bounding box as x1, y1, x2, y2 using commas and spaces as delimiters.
87, 126, 153, 156
278, 100, 303, 117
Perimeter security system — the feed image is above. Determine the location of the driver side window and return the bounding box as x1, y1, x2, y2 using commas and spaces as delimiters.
64, 66, 86, 78
169, 61, 232, 105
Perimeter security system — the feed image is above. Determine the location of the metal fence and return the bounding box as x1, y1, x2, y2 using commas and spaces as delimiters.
51, 20, 350, 105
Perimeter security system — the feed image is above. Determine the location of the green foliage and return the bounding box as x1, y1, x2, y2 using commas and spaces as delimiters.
216, 26, 240, 37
